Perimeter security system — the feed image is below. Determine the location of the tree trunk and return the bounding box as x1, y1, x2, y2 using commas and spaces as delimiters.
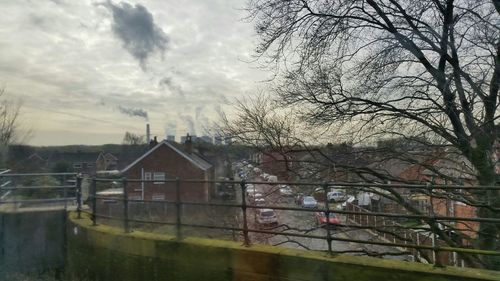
473, 144, 499, 270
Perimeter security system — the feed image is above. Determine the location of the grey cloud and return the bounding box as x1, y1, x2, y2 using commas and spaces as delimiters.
159, 76, 184, 96
105, 1, 169, 69
118, 105, 148, 120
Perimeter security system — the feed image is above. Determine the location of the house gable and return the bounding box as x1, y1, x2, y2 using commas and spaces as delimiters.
121, 140, 212, 173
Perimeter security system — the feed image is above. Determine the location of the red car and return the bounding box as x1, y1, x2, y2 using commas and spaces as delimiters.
314, 212, 341, 227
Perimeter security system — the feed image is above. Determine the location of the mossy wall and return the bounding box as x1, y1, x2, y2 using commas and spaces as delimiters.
0, 209, 66, 275
66, 212, 499, 281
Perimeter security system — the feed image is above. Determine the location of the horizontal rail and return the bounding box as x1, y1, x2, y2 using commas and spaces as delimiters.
0, 172, 77, 177
90, 195, 500, 224
0, 185, 76, 190
92, 178, 500, 190
0, 197, 76, 204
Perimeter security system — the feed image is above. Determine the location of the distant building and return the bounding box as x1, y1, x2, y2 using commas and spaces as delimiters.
96, 152, 118, 171
167, 135, 175, 142
180, 136, 187, 143
47, 151, 100, 175
200, 135, 213, 144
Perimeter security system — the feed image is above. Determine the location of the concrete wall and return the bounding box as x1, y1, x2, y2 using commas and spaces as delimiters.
66, 212, 500, 281
0, 208, 67, 274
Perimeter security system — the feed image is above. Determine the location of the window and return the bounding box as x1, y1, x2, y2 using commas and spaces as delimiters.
153, 172, 166, 184
128, 195, 142, 201
144, 172, 152, 180
152, 193, 165, 200
73, 163, 82, 169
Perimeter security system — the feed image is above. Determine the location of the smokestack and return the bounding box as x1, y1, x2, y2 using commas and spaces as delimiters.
146, 123, 151, 142
185, 133, 193, 154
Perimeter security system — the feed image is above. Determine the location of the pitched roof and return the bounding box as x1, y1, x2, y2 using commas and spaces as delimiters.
121, 140, 213, 173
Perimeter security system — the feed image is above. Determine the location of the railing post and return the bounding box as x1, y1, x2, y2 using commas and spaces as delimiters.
76, 175, 82, 219
323, 182, 333, 254
91, 177, 97, 226
63, 174, 68, 210
175, 178, 182, 239
392, 220, 396, 243
240, 180, 250, 246
123, 177, 130, 233
382, 218, 386, 240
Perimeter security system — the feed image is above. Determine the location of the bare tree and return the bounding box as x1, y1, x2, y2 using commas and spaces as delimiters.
0, 89, 27, 167
122, 131, 146, 145
218, 94, 303, 149
0, 89, 22, 146
231, 0, 500, 268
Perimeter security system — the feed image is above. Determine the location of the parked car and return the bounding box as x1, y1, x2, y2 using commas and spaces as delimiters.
301, 196, 318, 208
279, 185, 294, 196
248, 191, 263, 201
315, 212, 341, 227
245, 184, 256, 196
312, 187, 327, 202
255, 208, 278, 227
327, 190, 347, 202
267, 175, 278, 182
255, 197, 266, 205
253, 193, 265, 205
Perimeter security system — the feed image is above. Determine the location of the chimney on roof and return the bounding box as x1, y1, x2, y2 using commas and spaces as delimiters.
185, 133, 193, 154
146, 123, 151, 143
149, 136, 158, 148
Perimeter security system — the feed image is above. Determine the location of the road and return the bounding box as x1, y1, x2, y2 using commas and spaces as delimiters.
244, 179, 412, 261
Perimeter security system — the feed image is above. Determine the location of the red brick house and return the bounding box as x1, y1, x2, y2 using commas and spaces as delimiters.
397, 153, 479, 240
121, 137, 215, 202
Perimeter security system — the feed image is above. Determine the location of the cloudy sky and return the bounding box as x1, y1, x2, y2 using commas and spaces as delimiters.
0, 0, 269, 145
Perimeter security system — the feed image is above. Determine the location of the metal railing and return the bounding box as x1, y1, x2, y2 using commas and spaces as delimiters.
80, 177, 500, 269
0, 172, 81, 210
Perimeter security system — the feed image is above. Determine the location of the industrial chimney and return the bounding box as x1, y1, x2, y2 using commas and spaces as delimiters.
146, 123, 151, 143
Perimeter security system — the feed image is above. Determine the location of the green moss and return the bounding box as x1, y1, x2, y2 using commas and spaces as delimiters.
67, 212, 500, 281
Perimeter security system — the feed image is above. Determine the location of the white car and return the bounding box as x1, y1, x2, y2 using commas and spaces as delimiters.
267, 175, 278, 182
245, 184, 256, 195
256, 208, 278, 226
279, 185, 294, 196
247, 190, 263, 201
327, 191, 347, 202
254, 197, 266, 205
